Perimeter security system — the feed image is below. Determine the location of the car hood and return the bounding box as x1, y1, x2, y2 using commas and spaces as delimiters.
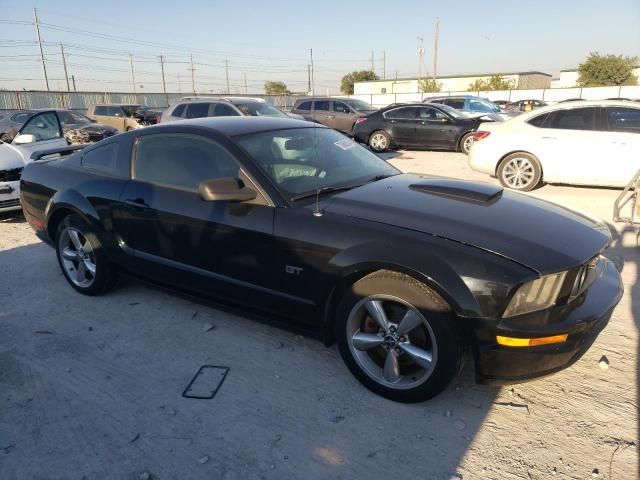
0, 142, 26, 170
323, 174, 610, 274
73, 123, 116, 133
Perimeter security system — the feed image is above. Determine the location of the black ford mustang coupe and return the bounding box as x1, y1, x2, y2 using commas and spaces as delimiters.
20, 117, 622, 402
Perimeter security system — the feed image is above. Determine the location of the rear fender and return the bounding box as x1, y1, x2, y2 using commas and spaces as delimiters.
45, 189, 104, 241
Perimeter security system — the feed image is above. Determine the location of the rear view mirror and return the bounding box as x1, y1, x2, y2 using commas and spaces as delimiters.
285, 137, 314, 150
199, 177, 257, 202
13, 133, 36, 145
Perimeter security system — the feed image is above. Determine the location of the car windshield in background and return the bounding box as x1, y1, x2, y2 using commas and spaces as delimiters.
58, 111, 92, 125
235, 103, 286, 117
435, 104, 469, 120
122, 105, 142, 116
469, 98, 500, 113
236, 127, 398, 200
347, 99, 375, 111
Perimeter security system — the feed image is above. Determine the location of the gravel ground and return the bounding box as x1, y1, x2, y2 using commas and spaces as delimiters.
0, 151, 638, 480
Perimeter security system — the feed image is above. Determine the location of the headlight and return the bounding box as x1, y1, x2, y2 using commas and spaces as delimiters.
502, 271, 567, 318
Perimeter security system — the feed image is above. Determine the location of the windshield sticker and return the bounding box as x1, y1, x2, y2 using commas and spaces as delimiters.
334, 138, 356, 150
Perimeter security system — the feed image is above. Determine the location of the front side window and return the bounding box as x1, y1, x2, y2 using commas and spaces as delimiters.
527, 112, 550, 127
94, 106, 108, 116
333, 101, 351, 114
235, 127, 398, 200
346, 99, 374, 111
213, 103, 241, 117
82, 143, 118, 173
444, 98, 465, 109
384, 107, 417, 119
235, 102, 285, 117
106, 106, 123, 117
314, 101, 330, 111
606, 107, 640, 133
547, 108, 596, 131
134, 134, 239, 191
20, 112, 61, 141
186, 103, 210, 119
419, 107, 448, 120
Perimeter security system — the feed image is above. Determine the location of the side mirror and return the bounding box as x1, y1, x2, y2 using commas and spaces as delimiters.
13, 133, 36, 144
440, 117, 449, 123
199, 177, 257, 202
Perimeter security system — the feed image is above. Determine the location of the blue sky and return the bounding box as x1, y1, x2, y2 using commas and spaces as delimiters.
0, 0, 639, 93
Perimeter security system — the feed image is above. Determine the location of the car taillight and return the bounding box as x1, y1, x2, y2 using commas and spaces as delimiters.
156, 115, 161, 124
473, 131, 490, 141
355, 117, 367, 124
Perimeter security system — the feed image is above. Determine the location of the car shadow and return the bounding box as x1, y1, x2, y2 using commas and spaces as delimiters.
0, 240, 500, 479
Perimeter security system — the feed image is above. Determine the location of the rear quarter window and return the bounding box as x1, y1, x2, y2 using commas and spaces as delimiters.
94, 106, 108, 116
527, 113, 550, 127
171, 104, 186, 117
81, 142, 119, 174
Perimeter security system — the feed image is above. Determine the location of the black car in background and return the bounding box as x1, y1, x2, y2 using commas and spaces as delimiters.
20, 117, 622, 402
353, 103, 481, 154
0, 109, 118, 144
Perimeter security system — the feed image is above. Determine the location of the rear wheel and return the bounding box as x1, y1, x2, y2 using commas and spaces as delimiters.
497, 152, 542, 191
335, 270, 462, 402
55, 215, 117, 295
368, 130, 391, 152
459, 132, 475, 154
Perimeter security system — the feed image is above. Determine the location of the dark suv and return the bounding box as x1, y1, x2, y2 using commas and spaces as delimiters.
291, 97, 376, 134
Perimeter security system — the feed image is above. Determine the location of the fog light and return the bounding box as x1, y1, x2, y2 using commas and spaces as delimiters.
496, 334, 568, 347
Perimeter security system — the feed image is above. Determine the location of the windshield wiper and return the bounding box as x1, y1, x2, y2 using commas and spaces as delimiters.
290, 184, 361, 202
369, 174, 397, 182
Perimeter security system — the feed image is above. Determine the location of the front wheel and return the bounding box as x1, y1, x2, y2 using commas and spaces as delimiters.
56, 215, 117, 295
368, 130, 391, 152
335, 270, 462, 403
497, 152, 542, 191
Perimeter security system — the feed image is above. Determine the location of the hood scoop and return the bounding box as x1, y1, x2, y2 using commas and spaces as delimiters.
409, 178, 503, 205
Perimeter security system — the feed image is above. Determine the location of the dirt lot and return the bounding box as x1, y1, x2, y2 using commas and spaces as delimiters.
1, 151, 638, 480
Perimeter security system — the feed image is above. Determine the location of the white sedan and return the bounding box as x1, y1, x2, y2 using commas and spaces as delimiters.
468, 100, 640, 191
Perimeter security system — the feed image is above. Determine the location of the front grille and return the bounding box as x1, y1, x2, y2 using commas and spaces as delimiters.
0, 198, 20, 209
0, 167, 22, 182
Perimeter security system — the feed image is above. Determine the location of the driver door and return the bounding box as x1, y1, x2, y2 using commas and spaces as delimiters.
12, 111, 68, 158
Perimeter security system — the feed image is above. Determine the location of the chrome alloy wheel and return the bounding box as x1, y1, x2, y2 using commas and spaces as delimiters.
502, 157, 535, 189
346, 295, 438, 390
462, 135, 474, 153
58, 227, 97, 288
370, 133, 388, 151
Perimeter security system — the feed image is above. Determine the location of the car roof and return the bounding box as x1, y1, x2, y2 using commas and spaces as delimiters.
91, 103, 141, 107
158, 116, 324, 136
512, 99, 640, 121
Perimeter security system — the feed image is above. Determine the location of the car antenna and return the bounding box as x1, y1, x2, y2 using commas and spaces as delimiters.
310, 47, 323, 218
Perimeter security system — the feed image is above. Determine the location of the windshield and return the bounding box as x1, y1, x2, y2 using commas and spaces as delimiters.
433, 104, 469, 120
235, 102, 286, 117
468, 98, 500, 113
347, 99, 375, 111
236, 127, 398, 200
58, 110, 92, 125
122, 105, 142, 116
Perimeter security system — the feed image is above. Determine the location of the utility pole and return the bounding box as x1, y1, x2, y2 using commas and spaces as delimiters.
189, 54, 196, 94
177, 72, 181, 93
307, 64, 311, 93
382, 50, 386, 79
417, 36, 425, 94
310, 49, 315, 96
432, 17, 439, 83
129, 53, 136, 93
60, 43, 70, 91
71, 75, 77, 92
159, 55, 167, 94
225, 59, 230, 94
33, 8, 49, 91
243, 72, 248, 95
370, 50, 375, 74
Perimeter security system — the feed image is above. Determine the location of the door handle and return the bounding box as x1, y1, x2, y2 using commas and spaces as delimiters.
324, 115, 334, 119
390, 120, 397, 124
541, 136, 556, 140
124, 198, 150, 209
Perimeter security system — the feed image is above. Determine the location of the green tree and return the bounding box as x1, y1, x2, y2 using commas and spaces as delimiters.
467, 75, 515, 91
577, 52, 638, 86
418, 77, 442, 93
340, 70, 379, 94
264, 81, 290, 95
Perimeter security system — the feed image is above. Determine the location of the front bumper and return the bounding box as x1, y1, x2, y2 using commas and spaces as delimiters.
0, 180, 21, 212
473, 256, 623, 384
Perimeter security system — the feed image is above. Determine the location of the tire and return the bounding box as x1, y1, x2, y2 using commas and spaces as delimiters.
368, 130, 391, 152
55, 214, 117, 295
335, 270, 462, 403
459, 132, 475, 155
497, 152, 542, 192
